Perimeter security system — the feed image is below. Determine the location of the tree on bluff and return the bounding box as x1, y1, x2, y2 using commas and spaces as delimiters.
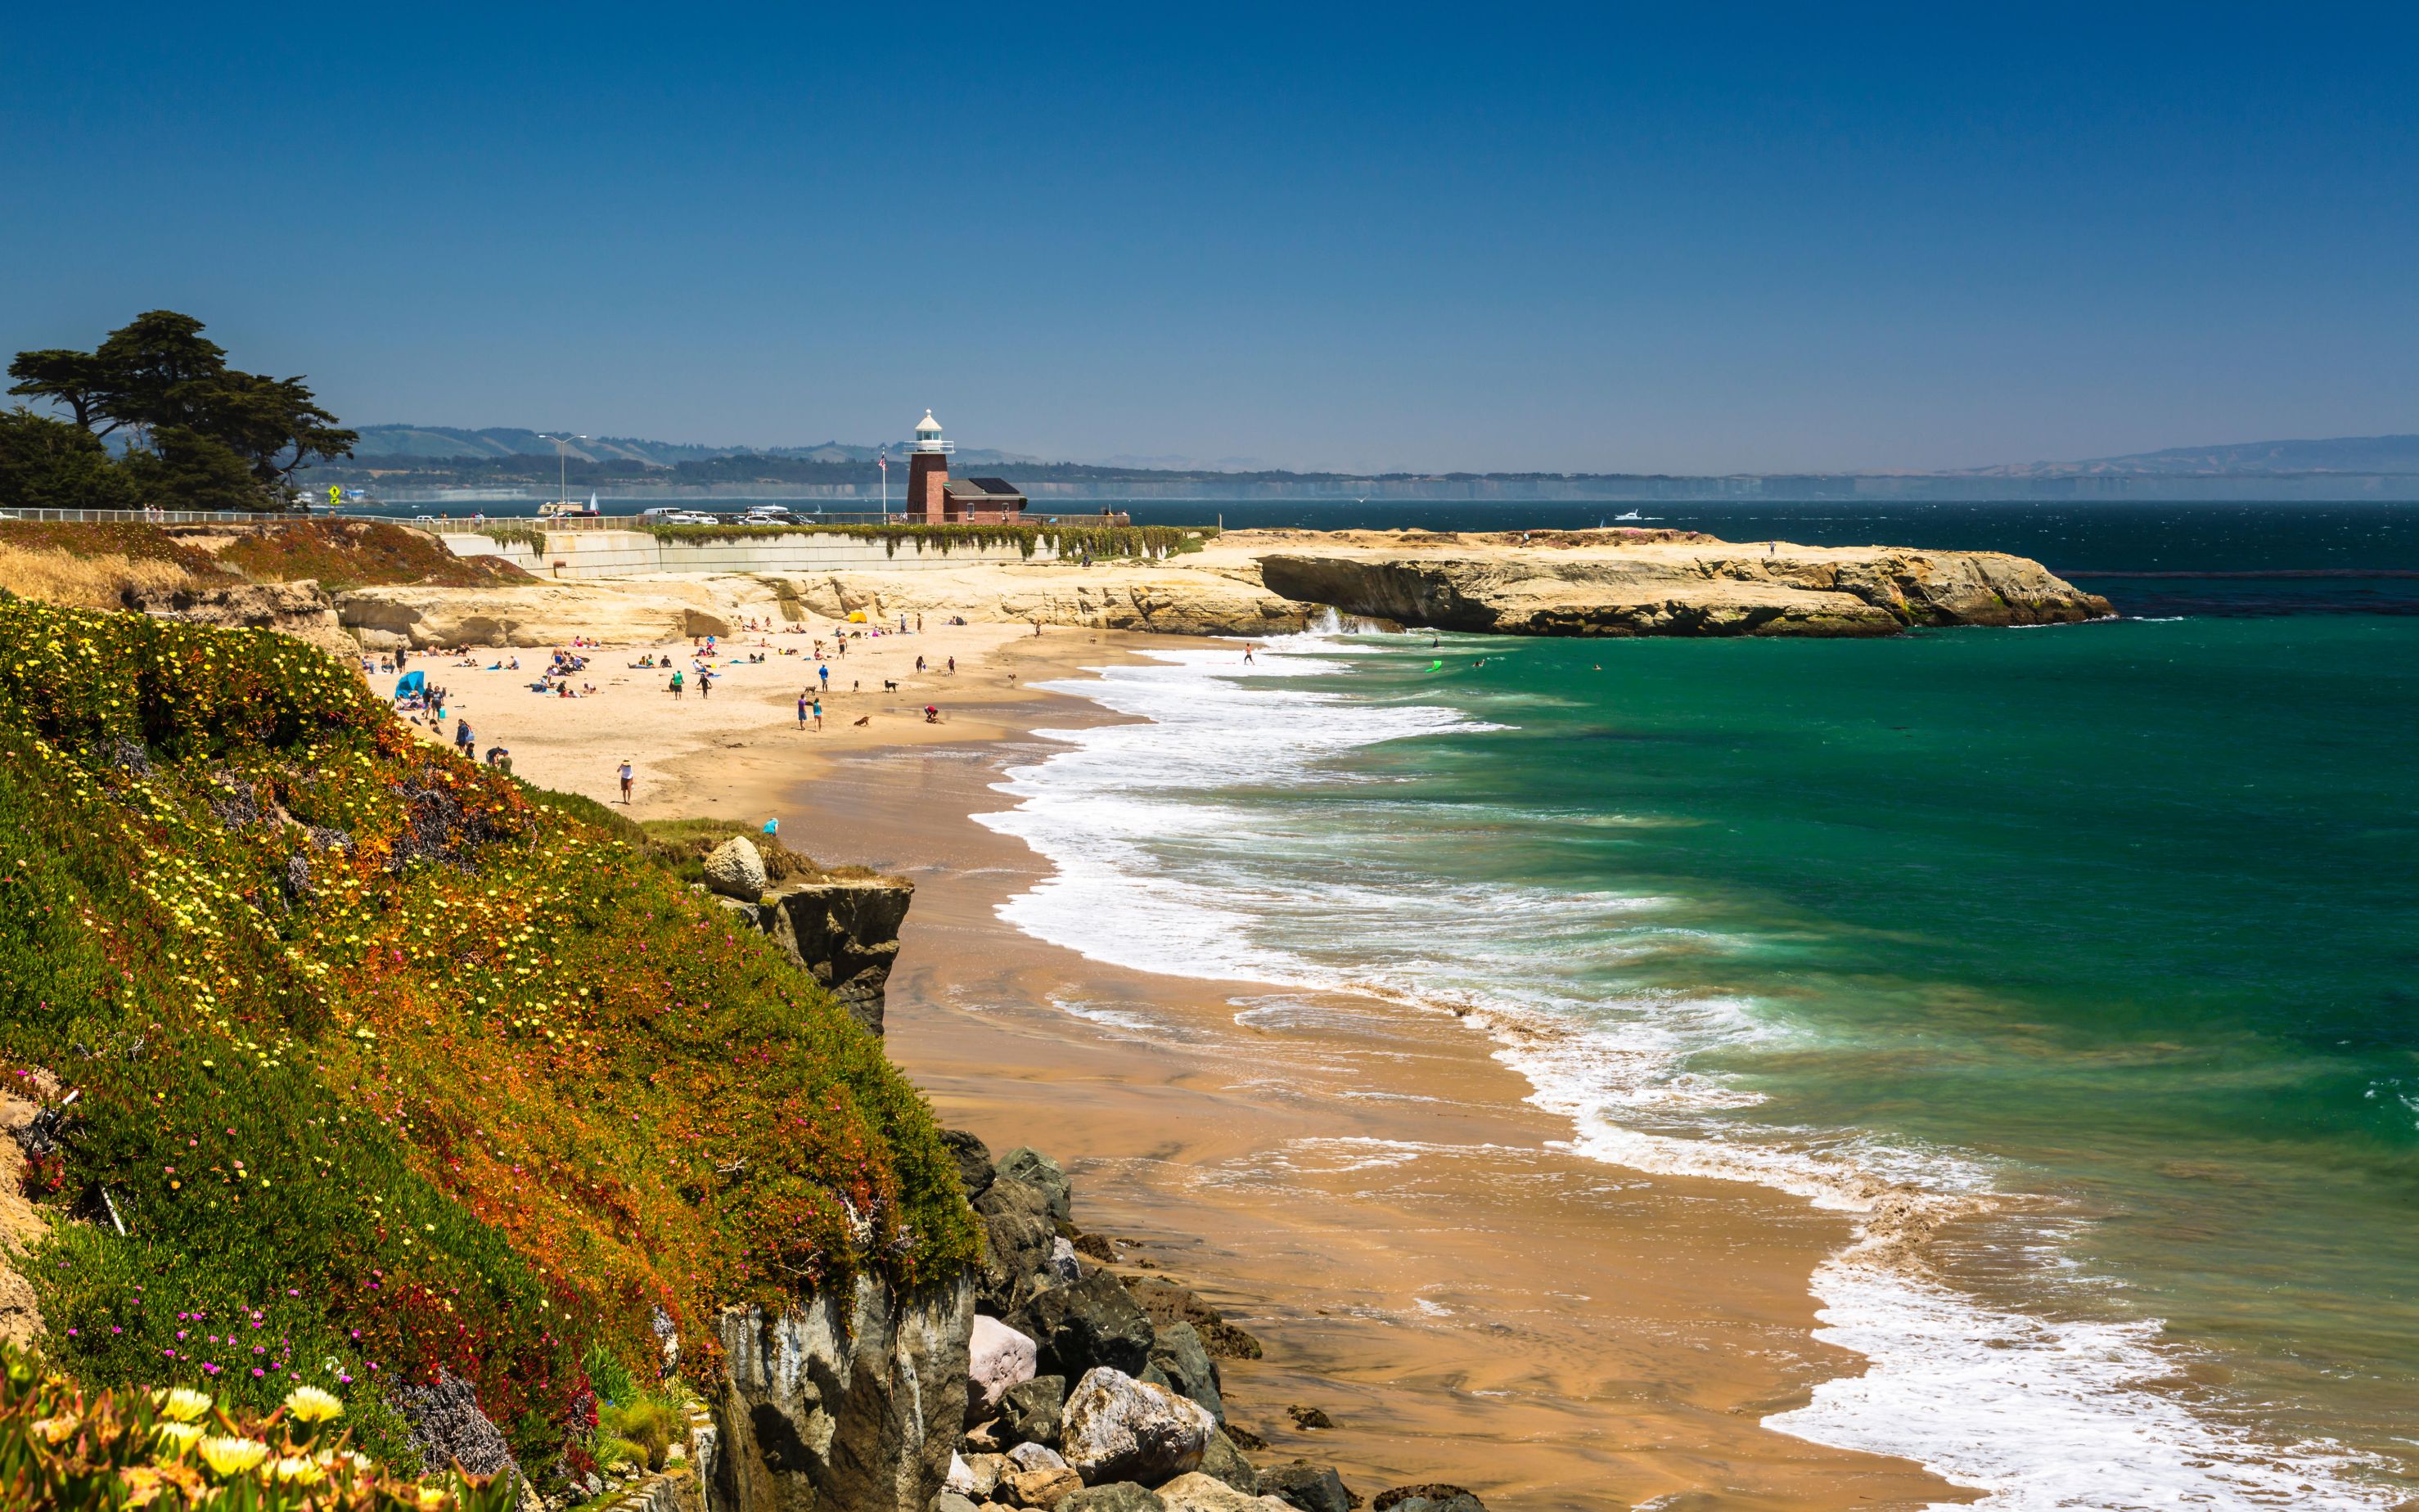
5, 309, 358, 511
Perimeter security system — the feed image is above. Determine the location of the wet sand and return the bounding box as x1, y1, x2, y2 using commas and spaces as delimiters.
408, 621, 1966, 1509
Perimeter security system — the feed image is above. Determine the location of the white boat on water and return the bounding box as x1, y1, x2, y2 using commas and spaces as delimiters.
1615, 510, 1642, 520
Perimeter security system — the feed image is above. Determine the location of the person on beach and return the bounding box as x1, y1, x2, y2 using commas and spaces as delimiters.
1243, 644, 1255, 664
797, 691, 810, 729
619, 760, 634, 803
669, 670, 684, 700
947, 655, 956, 674
924, 704, 939, 723
699, 670, 712, 700
916, 655, 926, 673
818, 664, 829, 692
811, 695, 822, 731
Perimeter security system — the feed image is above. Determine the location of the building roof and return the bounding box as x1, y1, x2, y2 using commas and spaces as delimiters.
915, 410, 944, 434
945, 477, 1027, 502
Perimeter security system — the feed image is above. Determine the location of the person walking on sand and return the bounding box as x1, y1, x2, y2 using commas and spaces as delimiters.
619, 760, 634, 803
915, 613, 923, 633
797, 690, 810, 728
811, 695, 823, 731
669, 669, 684, 700
699, 669, 712, 700
947, 655, 956, 674
818, 663, 830, 693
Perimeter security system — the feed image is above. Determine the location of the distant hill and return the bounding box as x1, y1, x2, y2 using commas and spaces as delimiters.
1969, 434, 2419, 477
349, 424, 1043, 469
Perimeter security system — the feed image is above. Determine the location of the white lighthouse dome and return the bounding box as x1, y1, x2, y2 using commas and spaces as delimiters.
916, 410, 944, 436
912, 409, 953, 453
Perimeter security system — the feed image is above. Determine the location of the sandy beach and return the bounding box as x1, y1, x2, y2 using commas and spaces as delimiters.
384, 616, 1962, 1510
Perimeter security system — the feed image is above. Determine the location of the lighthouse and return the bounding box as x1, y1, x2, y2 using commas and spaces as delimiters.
906, 409, 953, 524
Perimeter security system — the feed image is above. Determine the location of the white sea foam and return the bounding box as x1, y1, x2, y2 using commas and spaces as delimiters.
972, 627, 2401, 1510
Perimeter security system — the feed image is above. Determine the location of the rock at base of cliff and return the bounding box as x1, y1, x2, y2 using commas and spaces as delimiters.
978, 1177, 1065, 1316
1195, 1430, 1257, 1496
1146, 1320, 1221, 1422
1061, 1483, 1168, 1512
997, 1375, 1067, 1450
971, 1315, 1041, 1420
1154, 1472, 1295, 1512
1261, 1465, 1355, 1512
1010, 1271, 1155, 1381
944, 1128, 998, 1200
1121, 1276, 1262, 1361
702, 835, 767, 899
996, 1146, 1073, 1223
1370, 1487, 1485, 1512
1061, 1367, 1214, 1487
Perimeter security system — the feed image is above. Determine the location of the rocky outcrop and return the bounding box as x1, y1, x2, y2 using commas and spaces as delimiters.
713, 1275, 975, 1512
1257, 540, 2111, 637
721, 877, 913, 1036
391, 1369, 525, 1488
121, 580, 357, 656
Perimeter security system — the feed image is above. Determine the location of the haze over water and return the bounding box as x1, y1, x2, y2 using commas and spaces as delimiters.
980, 502, 2419, 1508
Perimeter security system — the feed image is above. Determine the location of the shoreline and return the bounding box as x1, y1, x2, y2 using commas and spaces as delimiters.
416, 615, 1970, 1506
764, 645, 1967, 1510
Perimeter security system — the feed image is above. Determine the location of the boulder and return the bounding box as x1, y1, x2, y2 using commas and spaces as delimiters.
1195, 1430, 1257, 1496
391, 1368, 522, 1485
702, 835, 768, 900
998, 1376, 1066, 1451
1060, 1484, 1167, 1512
971, 1315, 1040, 1420
1260, 1465, 1353, 1512
1371, 1487, 1484, 1512
1061, 1367, 1214, 1487
1146, 1321, 1222, 1421
944, 1128, 997, 1201
1154, 1472, 1295, 1512
978, 1177, 1064, 1315
759, 877, 914, 1033
936, 1493, 981, 1512
1011, 1271, 1155, 1382
948, 1456, 994, 1499
1010, 1466, 1084, 1510
1284, 1406, 1331, 1430
1008, 1442, 1072, 1474
997, 1146, 1073, 1223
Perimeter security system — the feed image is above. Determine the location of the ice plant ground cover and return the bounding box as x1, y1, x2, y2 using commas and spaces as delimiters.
0, 1343, 517, 1510
0, 596, 977, 1477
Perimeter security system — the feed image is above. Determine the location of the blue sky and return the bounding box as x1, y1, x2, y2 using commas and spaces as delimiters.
4, 3, 2414, 472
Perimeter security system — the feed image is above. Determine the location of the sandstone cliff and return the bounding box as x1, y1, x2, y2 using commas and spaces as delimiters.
719, 876, 914, 1037
1252, 534, 2110, 637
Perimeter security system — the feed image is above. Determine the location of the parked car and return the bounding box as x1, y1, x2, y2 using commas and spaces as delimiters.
636, 506, 683, 520
729, 506, 795, 525
663, 511, 719, 525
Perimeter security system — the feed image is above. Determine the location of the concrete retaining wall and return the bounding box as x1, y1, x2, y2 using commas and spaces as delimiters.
442, 529, 1063, 580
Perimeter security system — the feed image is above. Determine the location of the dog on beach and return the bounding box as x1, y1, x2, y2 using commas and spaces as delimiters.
853, 715, 870, 727
882, 679, 899, 691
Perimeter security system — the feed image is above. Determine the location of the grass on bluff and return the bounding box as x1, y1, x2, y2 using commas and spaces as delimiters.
0, 598, 976, 1483
0, 519, 532, 606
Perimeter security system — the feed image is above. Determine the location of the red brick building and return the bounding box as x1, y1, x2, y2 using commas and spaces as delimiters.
904, 411, 1029, 524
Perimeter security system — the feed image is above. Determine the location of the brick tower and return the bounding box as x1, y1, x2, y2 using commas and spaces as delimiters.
906, 409, 953, 524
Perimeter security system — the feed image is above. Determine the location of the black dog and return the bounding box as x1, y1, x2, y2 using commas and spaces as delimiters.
882, 679, 899, 692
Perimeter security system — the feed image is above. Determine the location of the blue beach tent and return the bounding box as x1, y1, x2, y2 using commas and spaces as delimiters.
394, 670, 426, 697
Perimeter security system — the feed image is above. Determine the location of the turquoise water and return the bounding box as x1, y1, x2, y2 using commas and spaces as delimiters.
984, 608, 2418, 1507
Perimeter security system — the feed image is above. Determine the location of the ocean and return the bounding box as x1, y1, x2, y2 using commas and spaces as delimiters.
976, 502, 2419, 1510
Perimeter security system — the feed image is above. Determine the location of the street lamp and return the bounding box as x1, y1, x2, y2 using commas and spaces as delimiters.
538, 434, 588, 507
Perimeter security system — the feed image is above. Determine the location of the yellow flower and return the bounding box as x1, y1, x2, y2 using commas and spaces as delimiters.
30, 1413, 79, 1445
158, 1385, 214, 1422
283, 1384, 345, 1423
417, 1486, 451, 1510
154, 1420, 207, 1456
197, 1435, 270, 1477
274, 1455, 327, 1485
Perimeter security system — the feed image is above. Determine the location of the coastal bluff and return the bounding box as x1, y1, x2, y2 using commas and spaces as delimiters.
331, 524, 2109, 644
1246, 529, 2113, 637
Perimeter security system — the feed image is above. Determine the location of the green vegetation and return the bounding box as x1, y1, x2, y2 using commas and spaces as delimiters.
0, 1343, 515, 1510
0, 600, 977, 1487
637, 520, 1195, 560
5, 311, 356, 514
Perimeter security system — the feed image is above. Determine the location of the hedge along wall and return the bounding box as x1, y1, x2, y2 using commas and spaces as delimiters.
439, 523, 1196, 579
